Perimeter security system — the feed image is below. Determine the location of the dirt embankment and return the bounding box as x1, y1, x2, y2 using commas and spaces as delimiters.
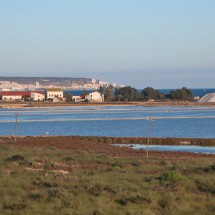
0, 136, 214, 159
0, 101, 215, 108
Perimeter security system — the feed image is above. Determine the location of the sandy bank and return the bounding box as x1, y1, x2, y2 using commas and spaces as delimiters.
1, 101, 215, 108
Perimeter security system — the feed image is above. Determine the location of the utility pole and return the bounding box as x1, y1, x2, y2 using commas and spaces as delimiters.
146, 116, 152, 158
14, 112, 19, 142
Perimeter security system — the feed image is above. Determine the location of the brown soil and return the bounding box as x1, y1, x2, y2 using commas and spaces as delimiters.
0, 101, 215, 108
1, 136, 214, 159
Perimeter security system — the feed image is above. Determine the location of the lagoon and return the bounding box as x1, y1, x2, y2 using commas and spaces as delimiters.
0, 105, 215, 138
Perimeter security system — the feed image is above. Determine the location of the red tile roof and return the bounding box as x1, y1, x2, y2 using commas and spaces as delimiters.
0, 91, 44, 96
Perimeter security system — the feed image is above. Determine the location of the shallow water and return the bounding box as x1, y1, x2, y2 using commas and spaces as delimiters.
116, 144, 215, 154
0, 105, 215, 138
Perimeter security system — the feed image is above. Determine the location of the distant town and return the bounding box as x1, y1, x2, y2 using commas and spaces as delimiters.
0, 77, 124, 91
0, 77, 214, 103
0, 77, 125, 103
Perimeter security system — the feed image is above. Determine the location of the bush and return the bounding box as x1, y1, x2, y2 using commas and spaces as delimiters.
62, 156, 74, 161
127, 195, 152, 204
159, 171, 184, 184
5, 154, 25, 162
196, 179, 215, 194
158, 194, 176, 214
47, 187, 64, 198
211, 164, 215, 170
3, 202, 27, 211
116, 198, 128, 206
87, 183, 103, 196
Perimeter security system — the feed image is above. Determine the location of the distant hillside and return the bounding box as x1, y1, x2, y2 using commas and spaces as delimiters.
0, 77, 93, 87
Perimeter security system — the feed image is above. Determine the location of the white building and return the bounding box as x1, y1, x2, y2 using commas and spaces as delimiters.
72, 95, 85, 102
35, 82, 40, 88
85, 92, 104, 102
0, 91, 45, 101
46, 88, 63, 99
31, 92, 45, 101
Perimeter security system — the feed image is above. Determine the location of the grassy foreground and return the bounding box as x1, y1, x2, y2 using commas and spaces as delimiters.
0, 138, 215, 215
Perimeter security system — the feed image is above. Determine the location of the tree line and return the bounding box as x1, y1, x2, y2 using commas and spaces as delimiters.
65, 86, 194, 102
100, 86, 193, 102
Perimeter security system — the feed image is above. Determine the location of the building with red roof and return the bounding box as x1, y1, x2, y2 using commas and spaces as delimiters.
0, 91, 45, 101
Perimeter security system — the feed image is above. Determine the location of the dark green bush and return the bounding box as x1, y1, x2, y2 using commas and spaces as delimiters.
116, 198, 127, 206
211, 164, 215, 170
5, 154, 24, 162
196, 179, 215, 194
3, 203, 27, 211
47, 187, 65, 198
62, 156, 74, 161
127, 195, 152, 204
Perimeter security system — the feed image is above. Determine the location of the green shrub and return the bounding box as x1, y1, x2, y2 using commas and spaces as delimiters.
159, 171, 184, 184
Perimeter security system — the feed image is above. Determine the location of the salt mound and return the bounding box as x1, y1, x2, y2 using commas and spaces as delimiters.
198, 93, 215, 102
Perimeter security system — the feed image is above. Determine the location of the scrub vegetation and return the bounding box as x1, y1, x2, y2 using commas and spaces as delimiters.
0, 137, 214, 214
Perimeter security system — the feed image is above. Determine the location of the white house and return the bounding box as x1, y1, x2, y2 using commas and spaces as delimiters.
31, 92, 45, 101
85, 92, 104, 102
46, 88, 63, 100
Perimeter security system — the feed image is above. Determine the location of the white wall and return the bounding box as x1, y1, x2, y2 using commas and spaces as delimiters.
46, 91, 63, 99
85, 92, 104, 102
31, 93, 45, 101
2, 95, 22, 100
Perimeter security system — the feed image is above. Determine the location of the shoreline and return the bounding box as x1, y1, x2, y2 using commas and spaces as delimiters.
0, 136, 214, 158
1, 135, 215, 147
1, 101, 215, 108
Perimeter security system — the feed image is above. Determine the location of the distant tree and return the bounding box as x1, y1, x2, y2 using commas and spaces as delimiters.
141, 87, 162, 100
105, 85, 114, 101
115, 86, 139, 101
65, 93, 73, 102
98, 86, 105, 95
168, 87, 193, 101
22, 95, 31, 102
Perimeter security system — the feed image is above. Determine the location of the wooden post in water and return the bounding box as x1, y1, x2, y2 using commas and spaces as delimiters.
14, 112, 19, 142
146, 116, 152, 158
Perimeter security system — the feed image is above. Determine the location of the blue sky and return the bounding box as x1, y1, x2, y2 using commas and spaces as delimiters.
0, 0, 215, 88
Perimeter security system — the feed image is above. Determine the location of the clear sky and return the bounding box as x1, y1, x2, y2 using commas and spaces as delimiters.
0, 0, 215, 88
